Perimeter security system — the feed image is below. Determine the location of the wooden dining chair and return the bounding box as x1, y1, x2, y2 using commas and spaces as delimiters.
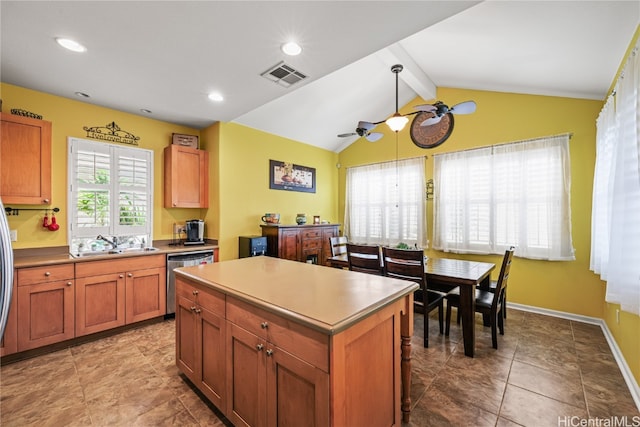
346, 243, 383, 275
329, 236, 348, 257
382, 247, 445, 348
445, 246, 514, 349
480, 246, 515, 319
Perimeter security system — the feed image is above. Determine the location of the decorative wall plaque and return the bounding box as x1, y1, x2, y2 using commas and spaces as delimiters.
83, 121, 140, 145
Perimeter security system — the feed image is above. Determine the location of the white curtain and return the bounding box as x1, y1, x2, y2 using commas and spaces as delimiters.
344, 157, 427, 248
433, 135, 574, 260
591, 42, 640, 315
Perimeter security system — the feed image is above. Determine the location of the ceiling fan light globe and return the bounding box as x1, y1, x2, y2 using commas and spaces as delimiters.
386, 114, 408, 132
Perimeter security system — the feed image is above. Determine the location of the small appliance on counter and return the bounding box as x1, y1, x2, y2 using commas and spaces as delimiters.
239, 235, 267, 258
185, 219, 205, 245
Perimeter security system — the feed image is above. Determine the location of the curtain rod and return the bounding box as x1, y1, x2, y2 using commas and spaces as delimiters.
432, 132, 574, 157
345, 155, 427, 170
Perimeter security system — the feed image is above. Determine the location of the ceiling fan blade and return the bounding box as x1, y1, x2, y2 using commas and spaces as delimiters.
365, 132, 383, 142
420, 114, 442, 127
337, 132, 356, 138
413, 104, 437, 113
450, 100, 476, 115
358, 121, 376, 131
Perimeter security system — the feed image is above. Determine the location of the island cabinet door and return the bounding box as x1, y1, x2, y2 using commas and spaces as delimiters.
226, 322, 268, 427
199, 305, 226, 411
266, 346, 329, 427
176, 294, 199, 383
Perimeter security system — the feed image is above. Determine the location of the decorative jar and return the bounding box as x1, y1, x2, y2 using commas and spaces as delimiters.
296, 213, 307, 225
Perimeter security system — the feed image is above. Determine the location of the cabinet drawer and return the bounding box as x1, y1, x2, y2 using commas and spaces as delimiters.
17, 264, 74, 286
302, 238, 321, 250
227, 297, 329, 372
302, 229, 321, 239
176, 276, 225, 316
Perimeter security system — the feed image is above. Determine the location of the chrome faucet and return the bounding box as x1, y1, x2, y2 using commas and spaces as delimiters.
96, 235, 118, 249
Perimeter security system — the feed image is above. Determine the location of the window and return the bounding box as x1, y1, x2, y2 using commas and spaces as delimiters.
591, 42, 640, 315
68, 137, 153, 253
433, 135, 574, 260
344, 157, 426, 247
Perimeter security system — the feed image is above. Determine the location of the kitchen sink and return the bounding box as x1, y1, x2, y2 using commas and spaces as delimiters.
71, 247, 159, 258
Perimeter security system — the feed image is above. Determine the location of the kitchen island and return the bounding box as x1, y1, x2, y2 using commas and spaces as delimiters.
174, 256, 418, 426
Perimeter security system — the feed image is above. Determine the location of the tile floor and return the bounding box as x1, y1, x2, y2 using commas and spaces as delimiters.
1, 308, 638, 426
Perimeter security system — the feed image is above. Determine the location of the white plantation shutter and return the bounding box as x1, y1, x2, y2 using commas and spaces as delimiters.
433, 135, 574, 260
344, 157, 427, 247
68, 138, 153, 241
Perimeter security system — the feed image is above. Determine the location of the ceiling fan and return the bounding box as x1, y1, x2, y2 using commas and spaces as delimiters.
337, 64, 415, 142
337, 120, 384, 142
414, 100, 476, 126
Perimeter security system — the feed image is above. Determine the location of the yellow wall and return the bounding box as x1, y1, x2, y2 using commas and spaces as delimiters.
1, 82, 206, 248
338, 87, 639, 383
203, 122, 339, 261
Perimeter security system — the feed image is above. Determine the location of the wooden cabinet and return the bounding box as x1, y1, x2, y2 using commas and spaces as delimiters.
0, 113, 52, 205
261, 224, 339, 265
175, 276, 226, 411
16, 264, 74, 351
75, 254, 166, 337
226, 297, 329, 427
164, 145, 209, 208
0, 276, 18, 356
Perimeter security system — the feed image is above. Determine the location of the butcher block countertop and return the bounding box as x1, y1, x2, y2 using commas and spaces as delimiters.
174, 256, 418, 335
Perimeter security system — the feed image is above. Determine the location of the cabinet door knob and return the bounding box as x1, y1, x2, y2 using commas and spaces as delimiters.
260, 322, 268, 329
127, 273, 133, 278
190, 306, 196, 311
119, 274, 124, 278
256, 344, 264, 351
43, 199, 50, 203
266, 349, 274, 357
66, 281, 72, 286
173, 202, 177, 207
195, 308, 201, 314
192, 290, 199, 295
44, 272, 51, 277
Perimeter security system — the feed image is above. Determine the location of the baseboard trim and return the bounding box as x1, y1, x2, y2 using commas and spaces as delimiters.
509, 302, 640, 411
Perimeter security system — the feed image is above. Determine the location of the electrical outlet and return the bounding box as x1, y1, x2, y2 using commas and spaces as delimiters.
616, 309, 620, 324
9, 230, 17, 241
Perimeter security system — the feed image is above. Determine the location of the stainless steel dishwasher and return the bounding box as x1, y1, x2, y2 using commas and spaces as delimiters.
166, 249, 214, 315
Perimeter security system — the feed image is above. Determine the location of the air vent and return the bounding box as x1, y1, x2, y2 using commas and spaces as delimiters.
261, 61, 307, 88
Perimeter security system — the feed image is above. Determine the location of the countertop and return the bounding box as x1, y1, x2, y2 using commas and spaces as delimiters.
13, 240, 219, 268
175, 256, 418, 335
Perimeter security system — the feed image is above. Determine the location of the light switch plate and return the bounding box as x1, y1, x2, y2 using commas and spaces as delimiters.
9, 230, 17, 241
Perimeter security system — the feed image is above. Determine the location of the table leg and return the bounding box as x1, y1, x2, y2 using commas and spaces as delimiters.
459, 284, 476, 357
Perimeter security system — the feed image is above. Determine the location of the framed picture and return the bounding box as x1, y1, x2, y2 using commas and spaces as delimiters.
269, 160, 316, 193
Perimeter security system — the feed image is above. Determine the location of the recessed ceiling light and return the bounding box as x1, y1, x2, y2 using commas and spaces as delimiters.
208, 92, 224, 102
56, 38, 87, 53
281, 41, 302, 56
75, 91, 90, 98
140, 109, 152, 114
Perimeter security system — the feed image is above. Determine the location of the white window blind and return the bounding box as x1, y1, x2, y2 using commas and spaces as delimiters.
344, 157, 427, 247
433, 135, 574, 260
68, 137, 153, 241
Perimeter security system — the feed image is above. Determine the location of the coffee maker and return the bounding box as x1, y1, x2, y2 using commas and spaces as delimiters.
184, 219, 205, 245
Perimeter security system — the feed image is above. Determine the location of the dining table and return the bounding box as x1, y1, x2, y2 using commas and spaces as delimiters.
327, 254, 495, 357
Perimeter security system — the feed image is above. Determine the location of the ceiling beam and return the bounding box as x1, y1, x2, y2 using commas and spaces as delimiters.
376, 43, 437, 102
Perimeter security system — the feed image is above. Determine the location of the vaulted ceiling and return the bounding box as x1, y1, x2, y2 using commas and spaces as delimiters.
1, 1, 638, 152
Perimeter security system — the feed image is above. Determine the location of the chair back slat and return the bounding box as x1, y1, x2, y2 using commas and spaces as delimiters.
346, 244, 383, 275
492, 246, 515, 309
330, 236, 348, 257
381, 247, 426, 289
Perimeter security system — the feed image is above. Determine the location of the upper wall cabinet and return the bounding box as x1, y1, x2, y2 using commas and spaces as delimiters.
164, 145, 209, 208
0, 113, 52, 205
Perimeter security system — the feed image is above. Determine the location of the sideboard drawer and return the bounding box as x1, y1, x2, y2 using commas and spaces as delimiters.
302, 229, 322, 239
302, 238, 322, 250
